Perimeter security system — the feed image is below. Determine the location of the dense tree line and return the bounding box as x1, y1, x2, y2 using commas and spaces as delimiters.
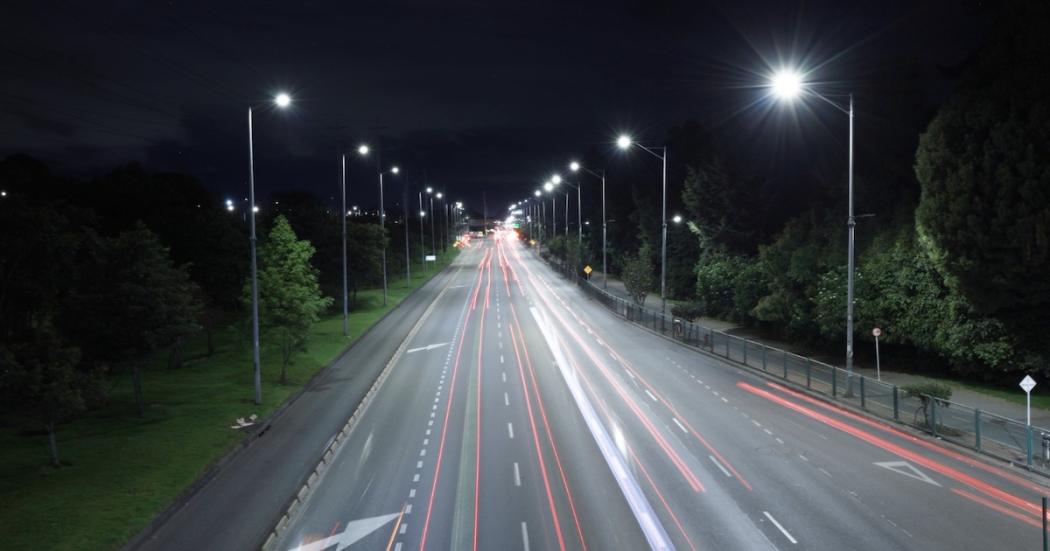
0, 156, 397, 464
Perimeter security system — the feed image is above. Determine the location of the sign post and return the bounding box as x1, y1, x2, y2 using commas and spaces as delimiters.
872, 327, 882, 381
1021, 375, 1037, 427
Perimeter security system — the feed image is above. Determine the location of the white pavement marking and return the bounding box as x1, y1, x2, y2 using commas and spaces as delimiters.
763, 511, 797, 544
420, 449, 426, 456
721, 397, 729, 403
874, 461, 941, 486
405, 504, 413, 514
507, 422, 515, 439
423, 438, 429, 446
798, 454, 808, 462
776, 438, 784, 445
288, 512, 401, 551
406, 342, 449, 354
763, 429, 773, 436
400, 522, 407, 535
409, 489, 416, 498
752, 420, 762, 427
644, 389, 658, 402
394, 543, 401, 551
502, 372, 507, 383
504, 392, 510, 406
521, 522, 531, 551
500, 354, 504, 363
818, 468, 832, 478
671, 418, 688, 434
416, 461, 423, 469
709, 455, 732, 477
413, 473, 420, 482
514, 462, 521, 486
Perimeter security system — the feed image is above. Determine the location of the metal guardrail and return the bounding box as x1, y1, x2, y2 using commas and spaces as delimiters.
539, 254, 1050, 473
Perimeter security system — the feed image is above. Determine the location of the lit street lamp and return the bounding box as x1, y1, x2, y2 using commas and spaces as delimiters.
571, 161, 607, 288
770, 68, 857, 381
617, 134, 669, 325
358, 144, 394, 306
247, 92, 292, 405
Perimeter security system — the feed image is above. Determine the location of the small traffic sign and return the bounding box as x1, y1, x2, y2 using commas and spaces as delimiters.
1020, 375, 1037, 427
1021, 375, 1037, 393
872, 327, 882, 337
583, 265, 593, 275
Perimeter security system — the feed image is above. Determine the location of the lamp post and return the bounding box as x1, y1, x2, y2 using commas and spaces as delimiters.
247, 92, 292, 405
617, 135, 668, 325
571, 161, 605, 287
426, 187, 436, 257
418, 192, 427, 273
770, 69, 857, 381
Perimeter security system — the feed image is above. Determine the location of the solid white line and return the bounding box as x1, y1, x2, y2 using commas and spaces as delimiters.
763, 511, 797, 544
507, 422, 514, 439
504, 392, 510, 406
514, 462, 521, 486
521, 522, 530, 551
709, 455, 732, 477
644, 389, 658, 402
671, 417, 688, 434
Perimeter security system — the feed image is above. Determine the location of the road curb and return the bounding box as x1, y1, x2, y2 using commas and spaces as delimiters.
124, 258, 459, 551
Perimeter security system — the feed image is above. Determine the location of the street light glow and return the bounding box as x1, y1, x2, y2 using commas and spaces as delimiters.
673, 214, 683, 224
456, 201, 463, 209
569, 161, 580, 172
391, 166, 400, 174
544, 182, 554, 192
436, 192, 443, 199
274, 93, 291, 108
771, 69, 803, 100
551, 174, 562, 184
357, 144, 370, 156
426, 187, 433, 194
616, 135, 632, 149
534, 190, 541, 197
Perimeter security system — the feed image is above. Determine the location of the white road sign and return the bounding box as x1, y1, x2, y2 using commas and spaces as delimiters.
1021, 375, 1037, 393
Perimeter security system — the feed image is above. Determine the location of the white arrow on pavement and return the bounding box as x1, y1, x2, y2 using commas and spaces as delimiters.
874, 461, 941, 487
406, 342, 449, 354
289, 512, 401, 551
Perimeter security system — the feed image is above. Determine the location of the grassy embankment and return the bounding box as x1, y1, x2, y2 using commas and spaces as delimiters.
0, 251, 457, 551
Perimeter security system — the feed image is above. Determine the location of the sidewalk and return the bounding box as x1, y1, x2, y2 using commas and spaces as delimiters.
590, 270, 1050, 427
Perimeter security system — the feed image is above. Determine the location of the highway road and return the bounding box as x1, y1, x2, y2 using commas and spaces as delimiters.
269, 230, 1050, 551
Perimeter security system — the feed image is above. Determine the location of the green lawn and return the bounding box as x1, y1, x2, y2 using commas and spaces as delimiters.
0, 250, 457, 551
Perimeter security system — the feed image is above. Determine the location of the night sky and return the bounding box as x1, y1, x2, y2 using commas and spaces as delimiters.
1, 0, 989, 213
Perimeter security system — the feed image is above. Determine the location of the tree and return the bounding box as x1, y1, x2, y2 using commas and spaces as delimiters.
622, 245, 656, 306
0, 328, 97, 466
64, 223, 202, 417
915, 1, 1050, 337
248, 215, 332, 384
347, 222, 387, 307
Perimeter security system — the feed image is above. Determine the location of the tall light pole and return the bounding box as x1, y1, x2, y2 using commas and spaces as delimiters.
426, 187, 436, 256
617, 135, 668, 324
403, 177, 411, 282
769, 69, 857, 381
418, 192, 427, 273
571, 161, 606, 288
248, 92, 292, 405
544, 180, 556, 237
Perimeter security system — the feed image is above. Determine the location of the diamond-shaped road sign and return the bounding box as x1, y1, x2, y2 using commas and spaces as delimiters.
583, 265, 593, 275
1021, 375, 1037, 393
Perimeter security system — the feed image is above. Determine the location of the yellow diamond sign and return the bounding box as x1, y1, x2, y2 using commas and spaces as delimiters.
583, 265, 593, 275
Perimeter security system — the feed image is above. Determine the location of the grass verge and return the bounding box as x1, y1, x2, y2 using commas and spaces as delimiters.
0, 250, 457, 551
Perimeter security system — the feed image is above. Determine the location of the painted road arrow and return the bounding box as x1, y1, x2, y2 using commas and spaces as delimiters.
406, 342, 449, 354
874, 460, 941, 486
288, 512, 401, 551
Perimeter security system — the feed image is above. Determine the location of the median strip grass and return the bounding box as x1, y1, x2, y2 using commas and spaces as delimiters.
0, 251, 456, 551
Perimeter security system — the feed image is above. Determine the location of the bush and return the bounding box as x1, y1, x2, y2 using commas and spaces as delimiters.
901, 382, 953, 402
671, 301, 705, 320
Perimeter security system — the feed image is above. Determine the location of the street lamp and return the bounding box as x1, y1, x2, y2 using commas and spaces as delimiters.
571, 160, 606, 288
247, 92, 292, 405
769, 68, 858, 381
357, 144, 394, 306
672, 214, 683, 224
616, 134, 669, 326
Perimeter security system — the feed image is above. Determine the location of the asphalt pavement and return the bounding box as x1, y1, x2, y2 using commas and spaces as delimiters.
143, 231, 1050, 550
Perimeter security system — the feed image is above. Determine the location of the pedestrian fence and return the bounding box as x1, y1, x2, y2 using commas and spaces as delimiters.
542, 256, 1050, 473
